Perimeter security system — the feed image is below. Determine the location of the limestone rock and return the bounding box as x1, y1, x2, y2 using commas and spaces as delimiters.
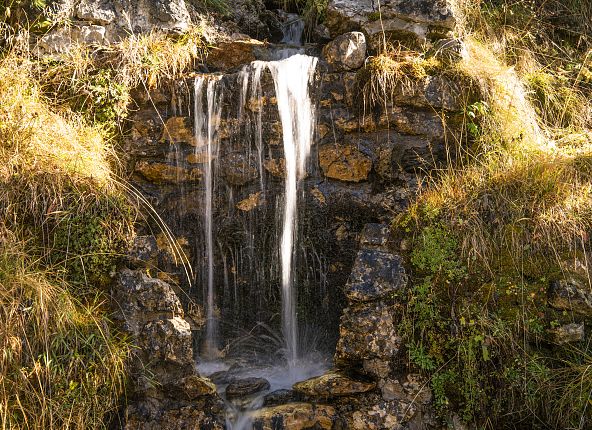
207, 37, 266, 71
140, 317, 193, 366
293, 371, 376, 398
345, 249, 407, 302
349, 398, 416, 430
225, 377, 271, 399
548, 323, 585, 345
323, 31, 367, 71
319, 144, 372, 182
116, 268, 184, 333
160, 117, 196, 146
325, 0, 456, 48
135, 161, 202, 184
251, 403, 340, 430
264, 158, 286, 178
548, 279, 592, 317
335, 301, 401, 374
75, 0, 116, 25
175, 375, 217, 400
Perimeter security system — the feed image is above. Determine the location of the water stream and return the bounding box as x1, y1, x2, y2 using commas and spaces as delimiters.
190, 15, 324, 428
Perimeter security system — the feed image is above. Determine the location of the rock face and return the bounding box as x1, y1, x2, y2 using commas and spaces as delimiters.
325, 0, 456, 48
114, 268, 224, 429
319, 144, 373, 182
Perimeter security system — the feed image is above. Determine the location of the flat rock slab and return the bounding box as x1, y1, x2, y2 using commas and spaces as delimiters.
293, 371, 376, 398
225, 377, 270, 399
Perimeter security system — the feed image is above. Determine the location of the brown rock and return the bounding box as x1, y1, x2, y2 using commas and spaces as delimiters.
264, 158, 286, 178
293, 371, 375, 398
251, 403, 339, 430
186, 152, 215, 164
207, 38, 265, 70
159, 117, 196, 146
548, 279, 592, 317
220, 153, 258, 186
135, 161, 202, 184
237, 192, 263, 211
319, 145, 372, 182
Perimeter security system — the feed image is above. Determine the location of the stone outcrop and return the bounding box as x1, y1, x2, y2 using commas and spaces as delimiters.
548, 278, 592, 317
250, 403, 342, 430
325, 0, 456, 48
114, 267, 224, 429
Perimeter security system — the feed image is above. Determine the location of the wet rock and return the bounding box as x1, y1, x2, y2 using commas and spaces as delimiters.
548, 323, 585, 345
237, 192, 263, 211
325, 0, 456, 48
548, 279, 592, 317
175, 375, 217, 400
225, 377, 271, 399
263, 158, 286, 178
228, 0, 283, 41
323, 31, 367, 71
160, 117, 196, 146
335, 302, 401, 376
135, 161, 202, 184
263, 389, 297, 406
319, 144, 372, 182
345, 249, 407, 302
359, 223, 390, 250
251, 403, 340, 430
140, 317, 193, 366
293, 371, 376, 398
208, 370, 234, 385
186, 151, 215, 164
220, 153, 259, 186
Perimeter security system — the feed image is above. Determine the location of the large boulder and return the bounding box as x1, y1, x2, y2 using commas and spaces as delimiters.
323, 31, 367, 71
325, 0, 456, 49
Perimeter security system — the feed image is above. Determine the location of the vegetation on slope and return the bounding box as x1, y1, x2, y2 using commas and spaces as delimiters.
387, 1, 592, 428
0, 6, 210, 427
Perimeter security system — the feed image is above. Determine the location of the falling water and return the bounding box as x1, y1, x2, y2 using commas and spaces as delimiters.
267, 54, 318, 373
194, 76, 223, 359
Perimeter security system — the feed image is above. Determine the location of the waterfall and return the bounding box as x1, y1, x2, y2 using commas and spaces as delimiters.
267, 55, 318, 373
194, 76, 223, 359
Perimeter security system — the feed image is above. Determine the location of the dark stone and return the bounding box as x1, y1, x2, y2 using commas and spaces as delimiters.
263, 389, 297, 406
225, 377, 271, 399
345, 249, 407, 303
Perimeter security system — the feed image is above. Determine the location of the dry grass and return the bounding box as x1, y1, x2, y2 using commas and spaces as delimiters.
0, 236, 130, 429
0, 54, 114, 186
357, 45, 440, 112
